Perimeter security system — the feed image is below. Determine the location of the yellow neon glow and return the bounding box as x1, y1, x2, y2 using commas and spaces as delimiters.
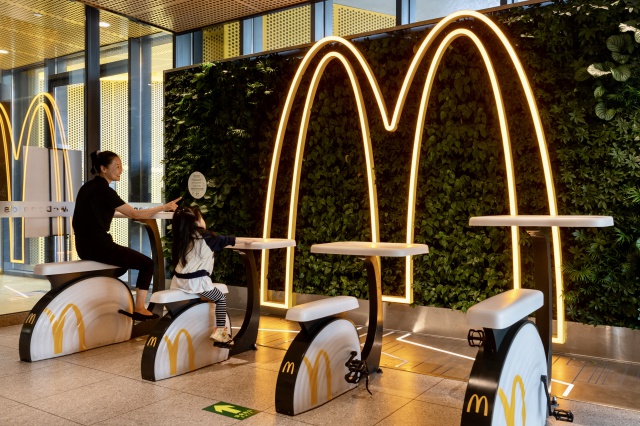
0, 93, 75, 263
406, 28, 519, 307
263, 11, 565, 343
44, 304, 86, 354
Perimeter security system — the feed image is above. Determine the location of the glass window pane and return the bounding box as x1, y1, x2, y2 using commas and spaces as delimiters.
150, 34, 173, 205
415, 0, 529, 22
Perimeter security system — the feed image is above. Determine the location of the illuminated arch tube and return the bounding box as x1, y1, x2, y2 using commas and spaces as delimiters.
141, 299, 231, 382
0, 93, 75, 264
263, 10, 566, 343
19, 271, 133, 362
275, 317, 360, 415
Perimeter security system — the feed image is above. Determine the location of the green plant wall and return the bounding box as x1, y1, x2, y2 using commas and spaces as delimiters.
164, 0, 640, 329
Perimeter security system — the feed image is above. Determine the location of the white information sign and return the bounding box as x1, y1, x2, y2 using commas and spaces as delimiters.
188, 172, 207, 199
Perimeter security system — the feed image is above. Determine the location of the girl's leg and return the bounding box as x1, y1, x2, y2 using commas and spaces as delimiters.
199, 288, 232, 345
199, 288, 228, 327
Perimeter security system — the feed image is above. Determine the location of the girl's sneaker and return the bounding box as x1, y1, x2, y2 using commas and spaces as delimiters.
210, 327, 234, 347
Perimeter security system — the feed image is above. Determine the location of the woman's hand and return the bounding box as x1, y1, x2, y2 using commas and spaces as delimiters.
116, 197, 182, 219
163, 197, 182, 211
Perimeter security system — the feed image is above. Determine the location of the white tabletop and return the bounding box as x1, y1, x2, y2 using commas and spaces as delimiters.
114, 212, 174, 220
469, 215, 614, 228
311, 241, 429, 257
231, 237, 296, 250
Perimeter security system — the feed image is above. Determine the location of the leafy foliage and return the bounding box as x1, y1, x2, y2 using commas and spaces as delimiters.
164, 0, 640, 329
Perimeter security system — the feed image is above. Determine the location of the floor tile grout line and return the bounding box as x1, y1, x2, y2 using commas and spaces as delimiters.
12, 400, 85, 425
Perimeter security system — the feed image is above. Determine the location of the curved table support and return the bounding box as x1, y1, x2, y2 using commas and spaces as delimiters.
135, 218, 166, 292
229, 249, 261, 355
114, 212, 174, 337
311, 242, 430, 375
227, 238, 296, 356
114, 212, 173, 293
361, 256, 383, 373
527, 227, 553, 382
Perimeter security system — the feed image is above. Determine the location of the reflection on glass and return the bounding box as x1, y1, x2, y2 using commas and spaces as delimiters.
150, 35, 172, 203
415, 0, 527, 22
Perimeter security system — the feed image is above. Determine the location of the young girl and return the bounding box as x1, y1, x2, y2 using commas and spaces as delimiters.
171, 206, 236, 346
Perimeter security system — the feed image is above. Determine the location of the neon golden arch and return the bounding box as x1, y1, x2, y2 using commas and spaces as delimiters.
0, 93, 76, 263
404, 27, 519, 305
263, 11, 565, 343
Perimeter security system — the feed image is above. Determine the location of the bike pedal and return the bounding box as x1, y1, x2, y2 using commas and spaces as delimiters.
552, 409, 574, 422
467, 329, 484, 347
344, 351, 372, 395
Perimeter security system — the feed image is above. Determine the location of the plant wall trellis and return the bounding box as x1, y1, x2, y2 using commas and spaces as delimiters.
164, 0, 640, 330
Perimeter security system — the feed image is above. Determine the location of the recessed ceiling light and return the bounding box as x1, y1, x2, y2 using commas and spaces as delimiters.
99, 21, 110, 28
33, 13, 43, 18
0, 50, 9, 54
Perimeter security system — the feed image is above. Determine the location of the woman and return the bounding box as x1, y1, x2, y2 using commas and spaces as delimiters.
72, 150, 181, 320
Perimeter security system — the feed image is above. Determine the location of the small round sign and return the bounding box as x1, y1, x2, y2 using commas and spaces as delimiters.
188, 172, 207, 199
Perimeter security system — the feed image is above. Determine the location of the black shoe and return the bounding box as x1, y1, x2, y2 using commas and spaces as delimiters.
118, 309, 159, 321
213, 340, 234, 349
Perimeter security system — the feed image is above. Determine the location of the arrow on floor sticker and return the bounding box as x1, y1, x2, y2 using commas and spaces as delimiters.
204, 401, 259, 420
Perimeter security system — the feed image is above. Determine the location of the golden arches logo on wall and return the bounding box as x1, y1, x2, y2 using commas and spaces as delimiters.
262, 10, 567, 343
302, 350, 332, 406
0, 92, 75, 263
43, 304, 86, 354
164, 329, 195, 375
498, 375, 526, 426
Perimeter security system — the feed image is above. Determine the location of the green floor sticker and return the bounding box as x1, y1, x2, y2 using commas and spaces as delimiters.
204, 401, 259, 420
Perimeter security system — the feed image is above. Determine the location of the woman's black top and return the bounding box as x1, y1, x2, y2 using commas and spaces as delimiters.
72, 176, 125, 249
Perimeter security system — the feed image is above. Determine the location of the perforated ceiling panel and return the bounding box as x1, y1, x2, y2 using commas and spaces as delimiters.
263, 5, 310, 52
203, 21, 240, 62
78, 0, 310, 33
333, 4, 395, 38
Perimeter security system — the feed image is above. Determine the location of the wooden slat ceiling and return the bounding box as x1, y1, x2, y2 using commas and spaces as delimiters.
2, 0, 309, 70
77, 0, 310, 34
0, 0, 164, 70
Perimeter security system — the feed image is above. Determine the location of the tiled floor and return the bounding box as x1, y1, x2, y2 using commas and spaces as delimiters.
0, 275, 49, 316
0, 308, 638, 425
